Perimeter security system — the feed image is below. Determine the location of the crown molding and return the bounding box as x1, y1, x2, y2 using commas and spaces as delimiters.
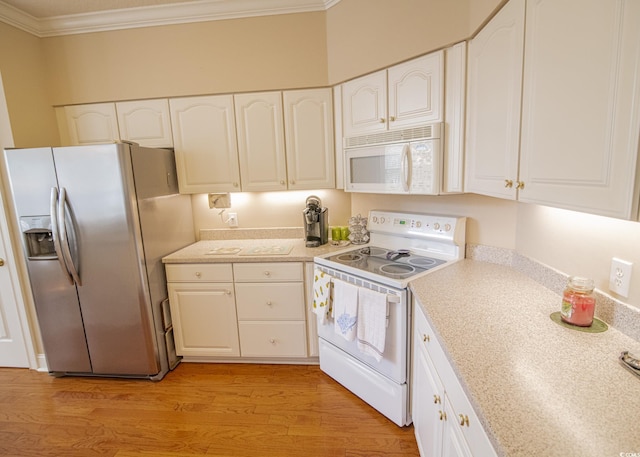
0, 0, 341, 37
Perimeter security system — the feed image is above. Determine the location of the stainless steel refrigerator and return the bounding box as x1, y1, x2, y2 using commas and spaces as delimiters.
3, 142, 195, 380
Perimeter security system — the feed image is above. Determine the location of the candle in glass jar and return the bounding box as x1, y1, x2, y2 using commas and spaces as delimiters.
561, 276, 596, 327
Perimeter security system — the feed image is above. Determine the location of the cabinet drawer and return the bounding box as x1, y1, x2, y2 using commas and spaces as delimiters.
238, 321, 307, 357
233, 262, 303, 282
235, 283, 305, 320
166, 263, 233, 282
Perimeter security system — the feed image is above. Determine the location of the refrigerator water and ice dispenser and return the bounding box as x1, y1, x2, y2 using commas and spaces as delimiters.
20, 216, 56, 259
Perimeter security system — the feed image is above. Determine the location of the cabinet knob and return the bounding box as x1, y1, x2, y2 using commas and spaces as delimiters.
195, 271, 201, 278
233, 182, 239, 187
516, 180, 525, 190
269, 338, 276, 344
459, 414, 470, 427
0, 258, 4, 267
433, 394, 441, 404
389, 116, 396, 122
290, 180, 295, 185
280, 180, 285, 185
225, 290, 231, 295
504, 179, 513, 188
379, 118, 386, 124
423, 334, 430, 342
266, 301, 272, 306
439, 410, 447, 421
263, 271, 271, 277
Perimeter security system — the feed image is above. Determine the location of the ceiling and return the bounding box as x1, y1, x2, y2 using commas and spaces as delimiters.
0, 0, 338, 37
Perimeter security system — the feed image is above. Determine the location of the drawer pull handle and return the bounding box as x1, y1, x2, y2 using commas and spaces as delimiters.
504, 179, 513, 188
269, 338, 276, 344
195, 272, 201, 278
439, 410, 447, 421
266, 301, 273, 306
263, 271, 271, 276
433, 395, 441, 404
459, 414, 469, 427
423, 334, 430, 342
225, 290, 231, 295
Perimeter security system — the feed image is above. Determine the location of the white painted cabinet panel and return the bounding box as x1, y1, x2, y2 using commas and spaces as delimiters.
283, 88, 335, 190
342, 52, 444, 139
235, 91, 287, 192
63, 103, 120, 145
169, 95, 241, 194
465, 0, 525, 200
518, 0, 640, 219
116, 99, 173, 148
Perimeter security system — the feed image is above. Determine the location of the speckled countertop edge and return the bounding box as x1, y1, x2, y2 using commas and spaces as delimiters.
412, 245, 640, 457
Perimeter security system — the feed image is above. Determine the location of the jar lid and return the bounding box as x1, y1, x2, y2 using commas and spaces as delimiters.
568, 276, 594, 292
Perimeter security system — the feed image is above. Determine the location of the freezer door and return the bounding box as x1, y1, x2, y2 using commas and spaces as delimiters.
53, 144, 159, 376
3, 147, 91, 373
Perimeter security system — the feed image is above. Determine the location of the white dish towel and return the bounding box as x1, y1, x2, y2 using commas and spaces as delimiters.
357, 287, 387, 362
332, 278, 358, 341
312, 268, 332, 325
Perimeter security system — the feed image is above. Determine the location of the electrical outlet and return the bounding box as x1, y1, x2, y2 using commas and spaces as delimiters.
227, 212, 238, 227
610, 257, 633, 298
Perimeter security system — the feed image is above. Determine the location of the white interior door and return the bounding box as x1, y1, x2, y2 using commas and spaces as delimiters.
0, 71, 32, 368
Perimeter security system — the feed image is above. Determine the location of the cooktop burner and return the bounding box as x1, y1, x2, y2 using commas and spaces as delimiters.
323, 245, 446, 280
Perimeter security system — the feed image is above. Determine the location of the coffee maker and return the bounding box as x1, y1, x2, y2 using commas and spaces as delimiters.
303, 195, 328, 247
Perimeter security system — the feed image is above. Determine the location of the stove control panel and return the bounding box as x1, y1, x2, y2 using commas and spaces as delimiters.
368, 210, 465, 241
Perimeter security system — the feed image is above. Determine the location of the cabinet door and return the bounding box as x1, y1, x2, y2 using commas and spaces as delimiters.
465, 0, 525, 199
235, 91, 287, 192
342, 70, 387, 137
441, 397, 473, 457
168, 282, 239, 357
388, 52, 443, 130
413, 337, 445, 457
518, 0, 640, 219
116, 99, 173, 148
169, 95, 241, 193
63, 103, 120, 145
283, 88, 335, 189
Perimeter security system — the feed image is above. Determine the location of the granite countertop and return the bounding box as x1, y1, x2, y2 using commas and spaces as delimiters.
410, 259, 640, 457
162, 238, 349, 264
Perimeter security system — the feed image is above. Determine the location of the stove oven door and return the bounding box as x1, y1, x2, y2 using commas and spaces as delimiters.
317, 284, 408, 384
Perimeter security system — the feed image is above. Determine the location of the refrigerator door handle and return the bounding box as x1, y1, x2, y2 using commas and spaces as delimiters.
57, 187, 82, 286
50, 187, 73, 285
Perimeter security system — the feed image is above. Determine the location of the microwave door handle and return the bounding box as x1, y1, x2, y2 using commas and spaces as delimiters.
50, 187, 73, 285
57, 187, 82, 286
401, 144, 412, 191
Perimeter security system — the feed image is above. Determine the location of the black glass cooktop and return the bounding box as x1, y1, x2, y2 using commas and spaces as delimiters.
324, 246, 446, 280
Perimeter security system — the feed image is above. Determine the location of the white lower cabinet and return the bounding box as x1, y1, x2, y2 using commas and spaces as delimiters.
234, 263, 307, 358
166, 262, 309, 360
412, 301, 496, 457
166, 264, 240, 357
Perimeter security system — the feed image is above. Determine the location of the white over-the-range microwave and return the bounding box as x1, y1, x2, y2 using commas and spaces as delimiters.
344, 123, 442, 195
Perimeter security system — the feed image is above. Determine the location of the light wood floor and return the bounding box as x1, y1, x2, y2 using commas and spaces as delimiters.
0, 363, 419, 457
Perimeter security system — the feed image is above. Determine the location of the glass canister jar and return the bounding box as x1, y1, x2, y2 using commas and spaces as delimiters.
561, 276, 596, 327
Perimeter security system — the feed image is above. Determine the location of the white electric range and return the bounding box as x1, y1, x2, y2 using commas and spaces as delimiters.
313, 210, 466, 426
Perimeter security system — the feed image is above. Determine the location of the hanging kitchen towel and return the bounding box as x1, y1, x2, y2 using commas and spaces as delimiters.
356, 288, 387, 362
333, 278, 358, 341
312, 268, 332, 325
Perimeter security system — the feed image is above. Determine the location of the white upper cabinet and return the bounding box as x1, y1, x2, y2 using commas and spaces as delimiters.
169, 95, 241, 194
62, 103, 120, 145
116, 99, 173, 148
283, 88, 335, 190
465, 0, 525, 200
518, 0, 640, 219
466, 0, 640, 219
234, 91, 287, 192
235, 89, 336, 192
342, 52, 444, 138
60, 100, 174, 148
